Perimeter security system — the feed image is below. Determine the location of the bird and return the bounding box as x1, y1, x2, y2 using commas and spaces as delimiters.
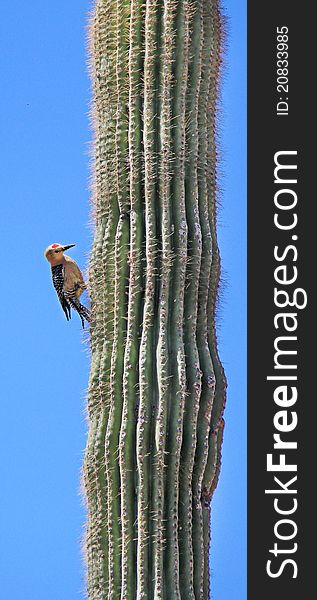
44, 243, 91, 328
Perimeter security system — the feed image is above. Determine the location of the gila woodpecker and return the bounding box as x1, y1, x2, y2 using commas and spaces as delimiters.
44, 243, 91, 328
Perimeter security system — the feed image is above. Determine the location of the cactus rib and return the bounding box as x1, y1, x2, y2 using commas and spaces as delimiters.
137, 0, 159, 598
119, 0, 144, 597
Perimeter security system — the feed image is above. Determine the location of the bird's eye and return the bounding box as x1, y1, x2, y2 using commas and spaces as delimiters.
54, 250, 59, 254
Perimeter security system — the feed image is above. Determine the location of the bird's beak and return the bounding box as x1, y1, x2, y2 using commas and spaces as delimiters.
62, 244, 76, 251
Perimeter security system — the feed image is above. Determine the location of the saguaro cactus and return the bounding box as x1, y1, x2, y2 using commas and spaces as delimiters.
84, 0, 226, 598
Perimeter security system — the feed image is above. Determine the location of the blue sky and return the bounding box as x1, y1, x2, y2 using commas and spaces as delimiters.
0, 1, 246, 598
211, 0, 246, 597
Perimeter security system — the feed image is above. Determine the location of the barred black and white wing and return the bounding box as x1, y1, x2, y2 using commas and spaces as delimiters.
51, 264, 71, 321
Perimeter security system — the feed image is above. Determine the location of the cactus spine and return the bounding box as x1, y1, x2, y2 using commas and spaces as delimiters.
84, 1, 226, 598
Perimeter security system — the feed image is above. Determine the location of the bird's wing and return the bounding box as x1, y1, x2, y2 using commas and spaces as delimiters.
63, 255, 85, 296
51, 264, 71, 321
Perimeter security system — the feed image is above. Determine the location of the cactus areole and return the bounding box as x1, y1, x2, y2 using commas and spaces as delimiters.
84, 0, 226, 598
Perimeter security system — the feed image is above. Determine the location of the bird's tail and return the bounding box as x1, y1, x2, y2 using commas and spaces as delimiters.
68, 297, 91, 328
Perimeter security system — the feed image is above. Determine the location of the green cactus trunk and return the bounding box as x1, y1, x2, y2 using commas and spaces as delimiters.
84, 0, 226, 598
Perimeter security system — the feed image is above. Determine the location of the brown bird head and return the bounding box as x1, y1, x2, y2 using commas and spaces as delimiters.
44, 243, 75, 266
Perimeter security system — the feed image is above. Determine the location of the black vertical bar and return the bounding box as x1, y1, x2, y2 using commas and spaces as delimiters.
248, 1, 316, 597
